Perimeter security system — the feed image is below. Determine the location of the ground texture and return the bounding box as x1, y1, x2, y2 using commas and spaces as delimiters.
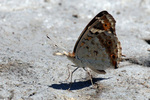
0, 0, 150, 100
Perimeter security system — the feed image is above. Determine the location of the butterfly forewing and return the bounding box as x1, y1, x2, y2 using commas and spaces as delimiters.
73, 11, 110, 53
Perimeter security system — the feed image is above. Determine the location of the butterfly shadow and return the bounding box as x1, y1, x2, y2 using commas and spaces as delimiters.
49, 77, 110, 90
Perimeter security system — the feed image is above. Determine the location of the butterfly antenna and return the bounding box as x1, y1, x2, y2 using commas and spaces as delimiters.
46, 34, 68, 55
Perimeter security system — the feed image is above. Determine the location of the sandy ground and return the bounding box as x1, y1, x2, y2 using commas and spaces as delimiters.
0, 0, 150, 100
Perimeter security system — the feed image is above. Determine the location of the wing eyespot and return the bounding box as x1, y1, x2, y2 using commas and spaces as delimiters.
103, 22, 111, 30
111, 54, 117, 59
107, 40, 112, 45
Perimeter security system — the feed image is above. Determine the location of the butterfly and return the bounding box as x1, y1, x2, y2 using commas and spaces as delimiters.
52, 11, 123, 90
61, 11, 122, 75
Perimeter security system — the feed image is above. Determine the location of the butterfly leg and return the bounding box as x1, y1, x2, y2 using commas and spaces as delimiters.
65, 64, 77, 81
65, 64, 71, 81
68, 67, 79, 90
83, 68, 94, 86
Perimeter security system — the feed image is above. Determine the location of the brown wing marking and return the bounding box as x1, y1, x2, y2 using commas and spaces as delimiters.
73, 11, 109, 53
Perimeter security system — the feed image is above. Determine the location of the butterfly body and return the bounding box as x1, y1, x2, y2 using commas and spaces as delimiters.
65, 11, 122, 74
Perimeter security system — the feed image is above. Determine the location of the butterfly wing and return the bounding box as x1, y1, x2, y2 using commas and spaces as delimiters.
73, 11, 122, 71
